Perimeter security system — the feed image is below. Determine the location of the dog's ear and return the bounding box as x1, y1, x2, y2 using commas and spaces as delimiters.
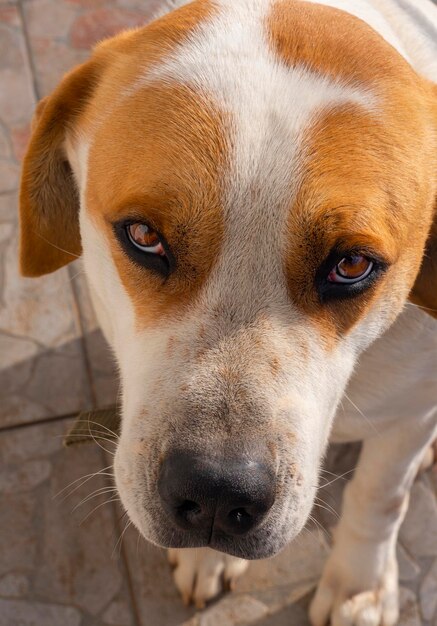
19, 59, 101, 277
410, 220, 437, 318
409, 85, 437, 319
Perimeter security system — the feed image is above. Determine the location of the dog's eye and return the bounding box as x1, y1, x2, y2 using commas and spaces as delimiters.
127, 223, 166, 256
328, 255, 373, 284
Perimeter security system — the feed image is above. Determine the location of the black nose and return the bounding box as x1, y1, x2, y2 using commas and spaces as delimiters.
158, 450, 276, 537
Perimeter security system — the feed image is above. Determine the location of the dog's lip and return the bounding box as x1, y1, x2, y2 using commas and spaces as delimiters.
142, 521, 289, 560
209, 533, 284, 560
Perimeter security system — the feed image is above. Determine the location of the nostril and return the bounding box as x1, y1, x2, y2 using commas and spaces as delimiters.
174, 499, 208, 528
226, 506, 255, 534
228, 507, 251, 523
177, 499, 201, 517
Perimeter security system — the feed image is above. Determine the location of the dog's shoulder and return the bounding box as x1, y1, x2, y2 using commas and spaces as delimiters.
332, 306, 437, 442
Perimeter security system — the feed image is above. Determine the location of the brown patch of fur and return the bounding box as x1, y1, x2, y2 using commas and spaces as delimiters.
19, 0, 214, 277
267, 1, 437, 335
268, 1, 418, 88
19, 58, 103, 276
410, 86, 437, 319
86, 81, 228, 328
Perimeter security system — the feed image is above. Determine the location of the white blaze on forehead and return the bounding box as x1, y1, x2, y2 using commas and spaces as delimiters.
137, 0, 377, 202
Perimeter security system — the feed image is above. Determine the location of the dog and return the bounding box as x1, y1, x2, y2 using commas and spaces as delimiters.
18, 0, 437, 624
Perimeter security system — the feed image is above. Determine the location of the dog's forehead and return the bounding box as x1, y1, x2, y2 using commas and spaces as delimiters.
133, 0, 377, 196
87, 0, 384, 231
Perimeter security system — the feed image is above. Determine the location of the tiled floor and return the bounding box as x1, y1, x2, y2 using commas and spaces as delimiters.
0, 1, 436, 625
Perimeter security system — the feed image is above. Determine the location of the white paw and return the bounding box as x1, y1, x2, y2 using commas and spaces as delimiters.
309, 555, 399, 626
168, 547, 249, 609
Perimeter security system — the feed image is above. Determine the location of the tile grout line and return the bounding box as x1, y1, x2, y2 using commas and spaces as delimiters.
68, 269, 100, 410
104, 451, 143, 626
0, 410, 80, 434
118, 532, 143, 626
17, 0, 41, 102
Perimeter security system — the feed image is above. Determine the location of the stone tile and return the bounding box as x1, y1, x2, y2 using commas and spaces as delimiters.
21, 0, 162, 97
398, 543, 421, 583
10, 121, 32, 161
0, 5, 35, 193
121, 527, 196, 626
102, 598, 134, 626
0, 189, 17, 220
0, 572, 30, 598
198, 594, 269, 626
0, 419, 136, 625
122, 519, 325, 626
420, 558, 437, 622
0, 5, 21, 23
236, 527, 329, 594
184, 583, 314, 626
71, 267, 119, 409
0, 598, 82, 626
69, 6, 149, 50
399, 587, 422, 626
400, 480, 437, 559
0, 218, 93, 426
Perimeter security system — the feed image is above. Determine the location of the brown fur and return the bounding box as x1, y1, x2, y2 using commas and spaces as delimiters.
19, 0, 213, 278
86, 82, 228, 326
267, 1, 437, 331
19, 58, 103, 276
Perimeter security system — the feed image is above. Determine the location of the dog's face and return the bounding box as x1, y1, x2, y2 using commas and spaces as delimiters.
20, 0, 437, 559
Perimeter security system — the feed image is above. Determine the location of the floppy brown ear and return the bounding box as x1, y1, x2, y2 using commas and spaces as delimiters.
410, 219, 437, 319
19, 59, 101, 277
409, 85, 437, 319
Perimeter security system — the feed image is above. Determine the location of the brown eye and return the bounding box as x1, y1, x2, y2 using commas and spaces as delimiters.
328, 255, 373, 284
127, 223, 165, 256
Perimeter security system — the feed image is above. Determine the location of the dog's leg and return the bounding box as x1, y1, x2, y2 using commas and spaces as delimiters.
310, 411, 437, 626
168, 547, 249, 609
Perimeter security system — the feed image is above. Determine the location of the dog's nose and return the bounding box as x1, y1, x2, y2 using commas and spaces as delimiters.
158, 451, 276, 537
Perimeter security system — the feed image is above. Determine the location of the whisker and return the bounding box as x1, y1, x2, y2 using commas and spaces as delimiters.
406, 301, 437, 314
320, 468, 348, 479
84, 416, 118, 454
35, 231, 81, 259
57, 433, 117, 455
308, 514, 331, 543
62, 432, 118, 446
53, 464, 114, 500
79, 496, 121, 526
72, 486, 118, 512
314, 498, 340, 520
136, 529, 142, 557
318, 467, 357, 489
112, 519, 132, 558
72, 419, 120, 440
58, 472, 115, 502
343, 392, 379, 436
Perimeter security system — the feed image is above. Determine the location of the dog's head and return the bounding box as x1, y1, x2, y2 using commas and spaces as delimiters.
19, 0, 437, 558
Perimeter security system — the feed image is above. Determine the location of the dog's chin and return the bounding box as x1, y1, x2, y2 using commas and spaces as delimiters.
138, 520, 303, 560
